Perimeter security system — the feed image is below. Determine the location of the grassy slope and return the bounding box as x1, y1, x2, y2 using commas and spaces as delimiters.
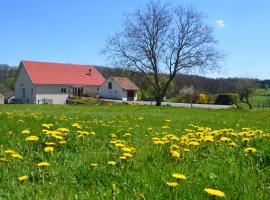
0, 105, 269, 199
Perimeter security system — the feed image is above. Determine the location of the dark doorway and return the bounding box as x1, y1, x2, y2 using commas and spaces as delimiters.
127, 90, 135, 101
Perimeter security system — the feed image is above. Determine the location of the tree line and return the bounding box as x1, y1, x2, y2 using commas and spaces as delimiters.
0, 64, 269, 97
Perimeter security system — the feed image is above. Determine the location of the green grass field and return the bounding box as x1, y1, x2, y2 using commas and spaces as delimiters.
0, 105, 269, 199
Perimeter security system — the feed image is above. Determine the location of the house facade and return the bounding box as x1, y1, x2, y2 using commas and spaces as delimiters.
15, 60, 105, 104
99, 77, 138, 101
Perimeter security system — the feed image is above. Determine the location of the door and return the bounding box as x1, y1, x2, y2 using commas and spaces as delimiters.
127, 90, 135, 101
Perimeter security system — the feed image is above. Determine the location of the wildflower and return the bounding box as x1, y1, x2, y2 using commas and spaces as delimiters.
119, 156, 127, 160
162, 126, 169, 129
45, 142, 56, 146
123, 152, 133, 158
189, 141, 200, 146
220, 137, 231, 142
44, 146, 54, 153
90, 131, 96, 136
166, 182, 178, 187
204, 188, 225, 197
25, 135, 39, 141
122, 147, 132, 152
112, 183, 116, 194
42, 124, 52, 129
107, 161, 116, 166
170, 150, 180, 159
123, 133, 131, 137
59, 140, 66, 144
244, 147, 257, 153
229, 142, 237, 147
111, 133, 117, 138
11, 153, 23, 159
90, 163, 98, 168
147, 127, 153, 131
36, 162, 50, 167
172, 173, 187, 180
21, 130, 31, 134
115, 143, 125, 147
0, 158, 7, 162
18, 175, 29, 181
4, 150, 16, 154
57, 128, 70, 132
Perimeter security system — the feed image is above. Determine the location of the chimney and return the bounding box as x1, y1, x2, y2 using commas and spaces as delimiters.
88, 68, 91, 76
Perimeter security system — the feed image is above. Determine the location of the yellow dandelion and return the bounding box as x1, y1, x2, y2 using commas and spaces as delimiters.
166, 182, 178, 187
18, 175, 29, 181
21, 130, 31, 134
90, 163, 98, 168
0, 157, 7, 162
123, 152, 133, 158
25, 135, 39, 141
59, 140, 66, 144
107, 161, 116, 166
36, 162, 50, 167
11, 153, 23, 159
119, 156, 127, 160
45, 142, 56, 146
4, 150, 16, 154
44, 146, 54, 153
244, 147, 257, 153
172, 173, 187, 180
204, 188, 225, 197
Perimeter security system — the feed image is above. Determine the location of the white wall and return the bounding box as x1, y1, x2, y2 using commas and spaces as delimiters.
36, 85, 70, 104
15, 64, 35, 103
99, 78, 125, 100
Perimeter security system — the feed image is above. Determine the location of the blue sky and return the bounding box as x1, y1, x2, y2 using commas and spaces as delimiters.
0, 0, 269, 79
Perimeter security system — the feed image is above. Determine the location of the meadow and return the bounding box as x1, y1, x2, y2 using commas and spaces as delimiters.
0, 104, 269, 199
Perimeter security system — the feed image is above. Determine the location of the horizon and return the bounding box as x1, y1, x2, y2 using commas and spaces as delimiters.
1, 0, 269, 79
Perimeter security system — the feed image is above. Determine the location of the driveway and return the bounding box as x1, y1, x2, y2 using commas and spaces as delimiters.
102, 99, 232, 109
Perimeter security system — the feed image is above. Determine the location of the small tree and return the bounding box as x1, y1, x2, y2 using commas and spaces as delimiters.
103, 1, 222, 106
237, 79, 257, 109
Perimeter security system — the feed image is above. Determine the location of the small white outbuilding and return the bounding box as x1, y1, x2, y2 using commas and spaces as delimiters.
99, 77, 139, 101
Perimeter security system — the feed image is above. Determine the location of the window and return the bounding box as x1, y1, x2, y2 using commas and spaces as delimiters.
61, 88, 67, 94
97, 87, 99, 91
31, 88, 34, 94
108, 82, 112, 89
22, 88, 25, 97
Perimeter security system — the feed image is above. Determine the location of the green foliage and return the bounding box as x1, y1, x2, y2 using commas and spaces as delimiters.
215, 94, 238, 105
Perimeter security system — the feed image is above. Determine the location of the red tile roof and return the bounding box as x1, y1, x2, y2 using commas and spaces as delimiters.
112, 77, 139, 90
22, 60, 105, 85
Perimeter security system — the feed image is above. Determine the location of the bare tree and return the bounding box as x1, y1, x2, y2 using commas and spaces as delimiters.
103, 1, 222, 106
237, 79, 257, 109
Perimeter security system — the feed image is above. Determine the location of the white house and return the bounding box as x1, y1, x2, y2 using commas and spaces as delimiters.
15, 60, 105, 104
99, 77, 138, 101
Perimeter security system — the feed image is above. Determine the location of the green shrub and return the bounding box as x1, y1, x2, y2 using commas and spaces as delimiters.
215, 93, 238, 105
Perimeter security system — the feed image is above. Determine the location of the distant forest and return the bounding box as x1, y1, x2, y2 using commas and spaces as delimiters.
1, 64, 269, 97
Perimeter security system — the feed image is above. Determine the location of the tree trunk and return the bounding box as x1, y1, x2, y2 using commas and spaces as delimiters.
155, 95, 163, 106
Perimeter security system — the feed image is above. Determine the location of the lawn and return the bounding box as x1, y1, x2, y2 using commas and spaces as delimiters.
0, 104, 269, 199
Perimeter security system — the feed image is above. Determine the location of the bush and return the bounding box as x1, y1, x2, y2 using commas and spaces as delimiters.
215, 93, 238, 105
197, 93, 209, 104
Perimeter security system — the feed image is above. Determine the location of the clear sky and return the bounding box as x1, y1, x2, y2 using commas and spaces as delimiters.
0, 0, 269, 79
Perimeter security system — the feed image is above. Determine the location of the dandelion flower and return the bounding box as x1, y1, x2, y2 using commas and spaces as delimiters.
44, 146, 54, 153
244, 147, 256, 153
36, 162, 50, 167
204, 188, 225, 197
90, 163, 98, 168
0, 157, 7, 162
18, 175, 29, 181
25, 135, 39, 141
4, 150, 16, 154
21, 130, 31, 134
11, 153, 23, 159
172, 173, 187, 180
45, 142, 56, 146
166, 182, 178, 187
107, 161, 116, 166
